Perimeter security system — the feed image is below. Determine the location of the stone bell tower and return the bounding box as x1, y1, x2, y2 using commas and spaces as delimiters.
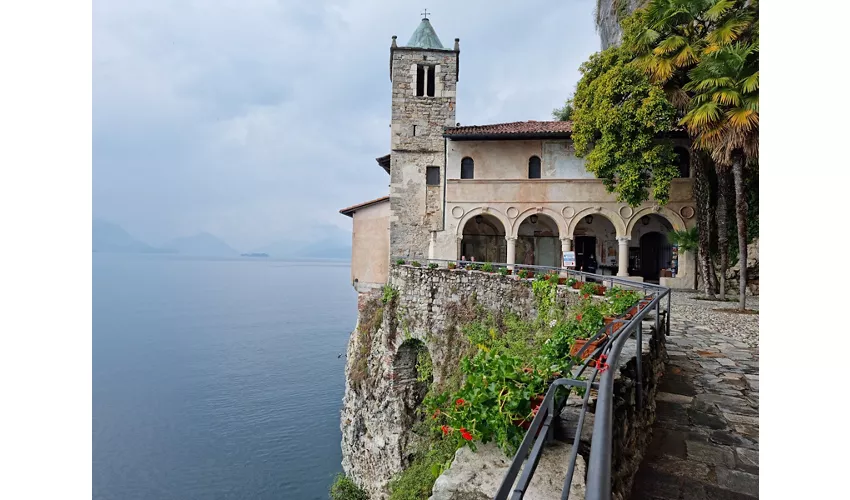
388, 13, 459, 260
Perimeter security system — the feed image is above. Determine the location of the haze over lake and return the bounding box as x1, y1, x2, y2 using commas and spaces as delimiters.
93, 253, 356, 500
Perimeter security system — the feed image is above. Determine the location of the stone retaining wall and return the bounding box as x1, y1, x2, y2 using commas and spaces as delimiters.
340, 265, 667, 499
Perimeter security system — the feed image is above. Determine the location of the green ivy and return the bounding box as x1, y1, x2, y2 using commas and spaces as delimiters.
382, 285, 399, 304
571, 47, 678, 206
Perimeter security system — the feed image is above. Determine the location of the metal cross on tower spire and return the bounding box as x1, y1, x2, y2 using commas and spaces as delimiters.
421, 9, 430, 20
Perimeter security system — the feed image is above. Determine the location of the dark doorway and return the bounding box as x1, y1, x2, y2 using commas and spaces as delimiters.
575, 236, 597, 273
639, 232, 672, 282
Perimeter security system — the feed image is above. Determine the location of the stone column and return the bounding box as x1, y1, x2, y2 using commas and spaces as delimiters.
506, 237, 517, 270
617, 237, 630, 277
456, 236, 463, 260
559, 238, 572, 275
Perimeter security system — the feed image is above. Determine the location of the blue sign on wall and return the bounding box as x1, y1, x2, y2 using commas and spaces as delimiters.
563, 251, 576, 268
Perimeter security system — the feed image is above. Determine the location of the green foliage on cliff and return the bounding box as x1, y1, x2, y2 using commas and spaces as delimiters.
387, 436, 459, 500
329, 474, 368, 500
570, 47, 679, 206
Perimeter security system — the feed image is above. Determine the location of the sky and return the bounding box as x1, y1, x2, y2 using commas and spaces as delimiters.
93, 0, 601, 251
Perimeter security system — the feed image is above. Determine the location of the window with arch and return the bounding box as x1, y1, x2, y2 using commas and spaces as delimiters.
460, 157, 474, 179
674, 147, 690, 178
528, 156, 541, 179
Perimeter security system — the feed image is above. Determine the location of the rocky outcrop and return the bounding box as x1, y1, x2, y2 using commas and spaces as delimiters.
726, 238, 759, 295
596, 0, 647, 49
340, 267, 581, 498
430, 442, 586, 500
340, 267, 667, 499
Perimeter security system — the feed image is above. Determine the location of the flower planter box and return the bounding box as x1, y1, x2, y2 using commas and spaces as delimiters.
513, 395, 546, 431
558, 277, 567, 285
604, 317, 625, 335
571, 282, 583, 290
570, 336, 608, 359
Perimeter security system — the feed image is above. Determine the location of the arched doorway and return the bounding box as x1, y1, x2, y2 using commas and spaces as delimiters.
394, 339, 432, 418
461, 213, 506, 263
573, 214, 618, 274
517, 213, 560, 268
630, 214, 674, 282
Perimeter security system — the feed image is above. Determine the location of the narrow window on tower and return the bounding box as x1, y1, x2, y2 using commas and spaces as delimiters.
426, 66, 435, 97
426, 166, 440, 185
416, 65, 425, 97
528, 156, 542, 179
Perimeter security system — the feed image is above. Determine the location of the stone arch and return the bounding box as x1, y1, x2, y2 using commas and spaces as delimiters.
567, 206, 627, 238
510, 208, 567, 239
625, 206, 687, 235
456, 207, 512, 238
393, 338, 432, 414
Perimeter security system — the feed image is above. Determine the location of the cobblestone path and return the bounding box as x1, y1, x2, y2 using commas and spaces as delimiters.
630, 319, 759, 499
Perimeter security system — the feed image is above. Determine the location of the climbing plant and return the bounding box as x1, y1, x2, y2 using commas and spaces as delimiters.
570, 47, 679, 206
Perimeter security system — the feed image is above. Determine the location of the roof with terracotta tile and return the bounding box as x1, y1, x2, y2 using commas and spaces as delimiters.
339, 196, 390, 217
444, 120, 573, 139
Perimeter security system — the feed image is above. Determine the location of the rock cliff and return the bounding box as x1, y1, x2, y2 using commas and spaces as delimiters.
596, 0, 646, 49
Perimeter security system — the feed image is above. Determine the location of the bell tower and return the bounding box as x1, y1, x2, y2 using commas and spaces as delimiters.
388, 13, 459, 259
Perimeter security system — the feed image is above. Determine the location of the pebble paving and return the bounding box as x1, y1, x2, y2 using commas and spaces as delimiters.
630, 318, 759, 500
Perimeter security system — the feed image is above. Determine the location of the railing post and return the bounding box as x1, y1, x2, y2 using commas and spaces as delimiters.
636, 320, 643, 411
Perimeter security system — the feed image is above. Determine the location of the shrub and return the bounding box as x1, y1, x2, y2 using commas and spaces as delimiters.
330, 474, 368, 500
580, 282, 598, 297
428, 263, 439, 269
498, 267, 509, 276
566, 277, 577, 288
469, 263, 481, 271
411, 261, 421, 267
387, 437, 459, 500
382, 285, 399, 304
547, 273, 559, 285
395, 258, 406, 265
482, 262, 494, 273
518, 269, 529, 278
447, 262, 457, 270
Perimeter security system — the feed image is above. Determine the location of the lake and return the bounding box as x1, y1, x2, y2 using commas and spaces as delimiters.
93, 254, 357, 499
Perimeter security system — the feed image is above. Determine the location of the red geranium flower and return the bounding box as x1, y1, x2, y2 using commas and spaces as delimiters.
576, 314, 583, 321
460, 428, 473, 441
455, 398, 465, 406
432, 409, 441, 419
441, 425, 451, 435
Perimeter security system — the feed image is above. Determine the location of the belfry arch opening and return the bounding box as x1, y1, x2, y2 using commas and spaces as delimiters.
573, 214, 617, 274
460, 213, 506, 262
629, 214, 674, 282
517, 214, 560, 268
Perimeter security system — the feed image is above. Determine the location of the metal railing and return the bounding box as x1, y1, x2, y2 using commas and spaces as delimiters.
391, 257, 672, 499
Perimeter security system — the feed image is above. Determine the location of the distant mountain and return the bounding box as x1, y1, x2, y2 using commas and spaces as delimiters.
93, 219, 164, 253
163, 232, 240, 257
254, 224, 351, 259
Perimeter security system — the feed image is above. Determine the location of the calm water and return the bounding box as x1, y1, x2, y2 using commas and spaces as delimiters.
93, 254, 357, 500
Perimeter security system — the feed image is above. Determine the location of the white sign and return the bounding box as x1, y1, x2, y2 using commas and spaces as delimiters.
563, 251, 576, 268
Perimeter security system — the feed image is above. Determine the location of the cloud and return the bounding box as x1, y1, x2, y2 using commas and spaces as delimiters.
93, 0, 600, 249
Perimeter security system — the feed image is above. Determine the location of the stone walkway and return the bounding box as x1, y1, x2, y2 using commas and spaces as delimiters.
630, 319, 759, 500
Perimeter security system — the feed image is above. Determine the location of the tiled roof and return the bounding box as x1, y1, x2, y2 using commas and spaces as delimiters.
444, 120, 573, 139
339, 196, 390, 217
376, 154, 390, 174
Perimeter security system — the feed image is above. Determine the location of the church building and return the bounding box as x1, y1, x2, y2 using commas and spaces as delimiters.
340, 15, 697, 293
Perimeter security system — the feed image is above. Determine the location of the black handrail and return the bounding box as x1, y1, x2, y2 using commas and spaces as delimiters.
391, 257, 672, 499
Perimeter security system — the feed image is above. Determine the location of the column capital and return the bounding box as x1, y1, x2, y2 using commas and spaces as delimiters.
505, 236, 517, 242
560, 236, 573, 242
457, 235, 464, 241
617, 236, 631, 243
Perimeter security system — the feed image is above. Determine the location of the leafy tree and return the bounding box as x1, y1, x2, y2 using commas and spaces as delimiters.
570, 48, 679, 206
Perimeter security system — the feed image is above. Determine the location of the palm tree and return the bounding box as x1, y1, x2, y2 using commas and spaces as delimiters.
624, 0, 754, 300
681, 40, 758, 309
668, 227, 699, 290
